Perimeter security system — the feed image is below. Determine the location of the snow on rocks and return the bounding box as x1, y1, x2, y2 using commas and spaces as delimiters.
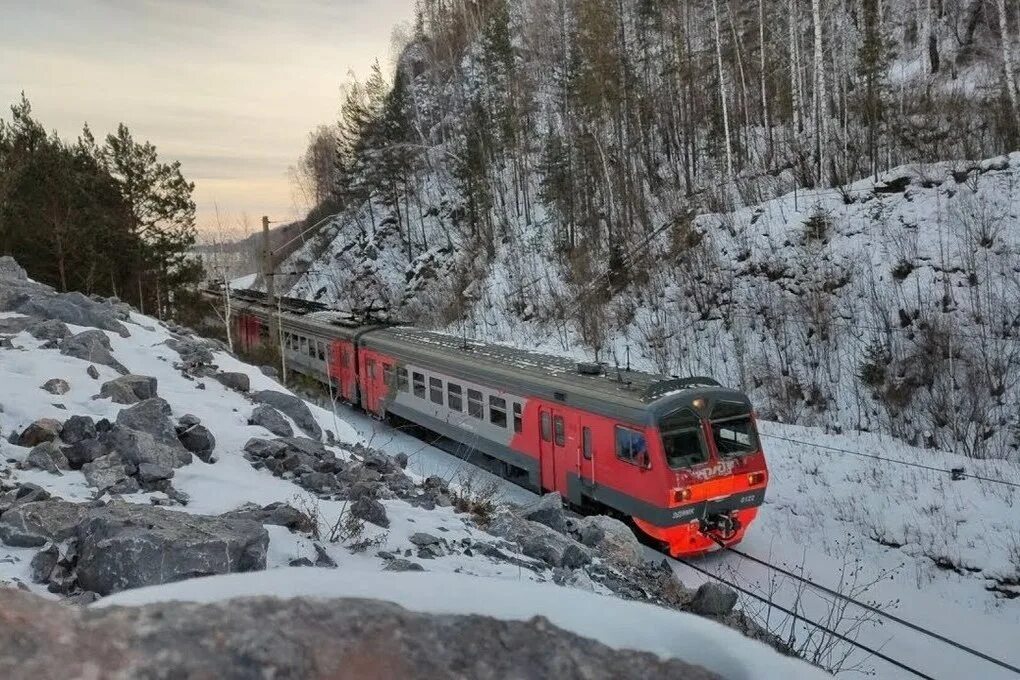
251, 390, 322, 439
248, 404, 294, 437
98, 374, 158, 404
60, 330, 128, 374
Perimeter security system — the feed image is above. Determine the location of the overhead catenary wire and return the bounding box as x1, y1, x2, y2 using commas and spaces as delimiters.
674, 556, 938, 680
758, 432, 1020, 489
711, 543, 1020, 676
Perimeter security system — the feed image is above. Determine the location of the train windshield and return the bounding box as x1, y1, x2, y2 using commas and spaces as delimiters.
710, 401, 759, 458
659, 408, 709, 469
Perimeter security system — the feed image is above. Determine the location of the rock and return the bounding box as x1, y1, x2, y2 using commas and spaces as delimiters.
99, 375, 158, 404
0, 255, 27, 280
242, 437, 288, 459
689, 582, 739, 616
63, 438, 105, 469
0, 500, 88, 547
74, 501, 269, 595
0, 590, 719, 680
17, 418, 62, 447
573, 515, 644, 566
13, 290, 130, 337
81, 454, 132, 492
289, 557, 314, 567
165, 338, 214, 367
220, 502, 315, 534
248, 404, 294, 437
101, 428, 190, 470
86, 365, 100, 380
383, 558, 425, 572
24, 441, 69, 474
60, 415, 96, 445
252, 390, 321, 439
114, 398, 177, 446
60, 330, 128, 374
213, 371, 250, 392
259, 365, 279, 378
298, 471, 339, 493
177, 424, 216, 462
0, 483, 51, 515
137, 463, 174, 484
395, 452, 409, 469
351, 496, 389, 528
313, 543, 337, 568
0, 335, 13, 349
63, 591, 100, 606
487, 510, 592, 569
28, 320, 71, 345
40, 378, 70, 395
518, 492, 567, 533
30, 544, 59, 583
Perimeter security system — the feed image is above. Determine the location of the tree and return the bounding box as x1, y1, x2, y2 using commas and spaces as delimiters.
103, 123, 199, 318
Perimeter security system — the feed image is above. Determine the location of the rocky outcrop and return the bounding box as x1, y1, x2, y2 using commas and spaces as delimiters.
74, 502, 269, 595
487, 509, 592, 570
0, 590, 719, 680
252, 390, 322, 439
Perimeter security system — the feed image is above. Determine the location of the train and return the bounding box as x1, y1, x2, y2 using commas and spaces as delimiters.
217, 288, 769, 557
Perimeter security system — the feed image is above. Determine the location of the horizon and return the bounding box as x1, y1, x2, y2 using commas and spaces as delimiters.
0, 0, 415, 235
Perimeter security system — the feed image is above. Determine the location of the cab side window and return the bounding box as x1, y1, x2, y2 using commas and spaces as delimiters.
616, 426, 648, 466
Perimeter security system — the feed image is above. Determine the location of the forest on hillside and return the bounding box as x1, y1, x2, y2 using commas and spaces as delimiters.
0, 98, 200, 318
282, 0, 1020, 460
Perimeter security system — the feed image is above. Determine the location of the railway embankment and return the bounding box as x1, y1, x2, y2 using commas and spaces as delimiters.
0, 256, 821, 679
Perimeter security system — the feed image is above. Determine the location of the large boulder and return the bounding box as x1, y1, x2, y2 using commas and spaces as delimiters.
101, 427, 191, 470
17, 418, 62, 447
351, 496, 390, 528
114, 398, 178, 447
165, 337, 214, 368
177, 424, 216, 463
81, 454, 135, 493
252, 390, 321, 439
28, 319, 71, 345
248, 404, 294, 437
60, 330, 128, 374
689, 582, 739, 616
214, 371, 250, 392
24, 441, 70, 474
60, 415, 96, 445
12, 290, 130, 337
487, 510, 592, 570
0, 500, 88, 547
74, 502, 269, 595
0, 590, 718, 680
99, 375, 157, 404
0, 255, 26, 281
573, 515, 644, 566
518, 492, 567, 533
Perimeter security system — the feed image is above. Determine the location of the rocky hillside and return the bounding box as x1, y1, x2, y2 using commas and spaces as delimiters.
0, 256, 824, 679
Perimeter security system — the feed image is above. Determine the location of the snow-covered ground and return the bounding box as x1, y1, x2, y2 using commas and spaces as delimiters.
2, 300, 1018, 678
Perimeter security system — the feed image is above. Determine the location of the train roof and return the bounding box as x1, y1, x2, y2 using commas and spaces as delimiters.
364, 326, 747, 423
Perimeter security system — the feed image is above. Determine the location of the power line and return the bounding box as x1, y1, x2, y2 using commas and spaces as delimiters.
674, 556, 937, 680
759, 432, 1020, 489
718, 544, 1020, 676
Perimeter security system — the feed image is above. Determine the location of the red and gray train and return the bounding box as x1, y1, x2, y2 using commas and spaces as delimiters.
224, 290, 768, 557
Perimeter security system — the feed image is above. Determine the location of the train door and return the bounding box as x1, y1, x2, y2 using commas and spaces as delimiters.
336, 341, 357, 402
538, 407, 572, 494
361, 356, 381, 415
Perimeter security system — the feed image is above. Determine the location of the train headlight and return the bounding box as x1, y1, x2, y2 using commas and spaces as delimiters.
747, 472, 766, 486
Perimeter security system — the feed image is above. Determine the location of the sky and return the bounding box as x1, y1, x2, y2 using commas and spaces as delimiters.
0, 0, 416, 235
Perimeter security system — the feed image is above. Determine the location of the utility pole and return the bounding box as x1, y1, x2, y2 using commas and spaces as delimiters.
261, 215, 281, 375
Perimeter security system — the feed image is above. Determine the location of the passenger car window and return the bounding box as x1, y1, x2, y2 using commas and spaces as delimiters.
447, 383, 463, 411
467, 389, 483, 419
397, 368, 409, 393
553, 416, 565, 446
582, 427, 592, 459
382, 363, 394, 388
429, 377, 444, 404
540, 412, 551, 442
513, 403, 522, 433
412, 372, 425, 398
489, 396, 507, 428
616, 427, 648, 466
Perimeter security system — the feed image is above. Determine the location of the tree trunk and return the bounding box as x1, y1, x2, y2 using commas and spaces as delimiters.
812, 0, 829, 185
712, 0, 735, 179
995, 0, 1020, 123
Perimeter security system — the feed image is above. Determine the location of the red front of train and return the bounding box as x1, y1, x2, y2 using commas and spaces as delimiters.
635, 397, 768, 557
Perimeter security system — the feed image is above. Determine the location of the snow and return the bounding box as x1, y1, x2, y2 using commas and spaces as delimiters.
97, 567, 828, 680
3, 289, 1019, 678
230, 273, 258, 290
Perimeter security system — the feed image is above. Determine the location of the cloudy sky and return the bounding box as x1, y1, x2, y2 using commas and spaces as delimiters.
0, 0, 415, 234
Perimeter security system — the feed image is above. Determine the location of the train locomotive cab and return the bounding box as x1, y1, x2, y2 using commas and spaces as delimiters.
633, 386, 768, 557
